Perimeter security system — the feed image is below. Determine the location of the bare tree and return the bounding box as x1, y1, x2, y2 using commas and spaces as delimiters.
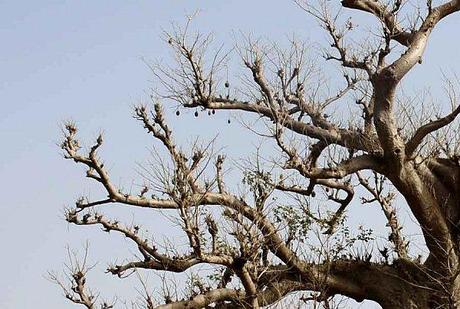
57, 1, 460, 308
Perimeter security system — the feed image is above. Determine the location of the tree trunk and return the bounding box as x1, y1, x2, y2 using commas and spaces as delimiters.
374, 160, 460, 309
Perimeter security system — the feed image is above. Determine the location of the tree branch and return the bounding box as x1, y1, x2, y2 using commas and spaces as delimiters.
406, 104, 460, 156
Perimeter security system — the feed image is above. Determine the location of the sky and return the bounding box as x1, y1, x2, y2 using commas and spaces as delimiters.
1, 1, 459, 308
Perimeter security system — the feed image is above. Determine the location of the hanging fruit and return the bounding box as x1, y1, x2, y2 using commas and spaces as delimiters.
194, 111, 199, 117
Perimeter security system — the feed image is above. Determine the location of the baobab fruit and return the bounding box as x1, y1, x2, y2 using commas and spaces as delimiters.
212, 109, 216, 115
227, 119, 231, 124
194, 111, 199, 117
176, 110, 180, 116
224, 81, 229, 88
208, 111, 211, 116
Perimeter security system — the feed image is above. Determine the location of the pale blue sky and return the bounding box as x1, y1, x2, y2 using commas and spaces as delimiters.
1, 1, 459, 308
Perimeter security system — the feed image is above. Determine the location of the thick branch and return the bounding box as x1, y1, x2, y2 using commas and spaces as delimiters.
288, 153, 382, 180
154, 288, 245, 309
186, 98, 380, 153
341, 0, 413, 46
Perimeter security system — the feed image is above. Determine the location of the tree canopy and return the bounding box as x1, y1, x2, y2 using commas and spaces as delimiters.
54, 1, 460, 308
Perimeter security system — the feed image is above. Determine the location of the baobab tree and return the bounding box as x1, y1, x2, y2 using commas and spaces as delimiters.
55, 0, 460, 308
